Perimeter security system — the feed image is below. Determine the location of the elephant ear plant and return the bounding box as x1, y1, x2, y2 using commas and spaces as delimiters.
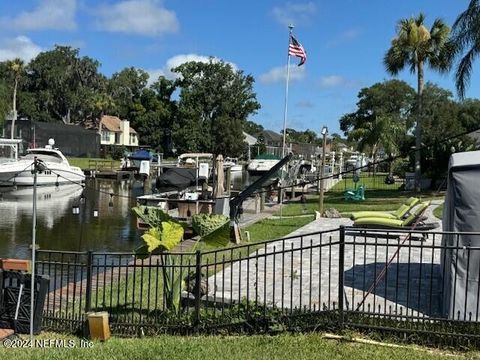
132, 206, 230, 314
133, 206, 185, 314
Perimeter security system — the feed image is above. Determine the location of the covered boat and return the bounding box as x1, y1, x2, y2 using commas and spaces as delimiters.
441, 150, 480, 320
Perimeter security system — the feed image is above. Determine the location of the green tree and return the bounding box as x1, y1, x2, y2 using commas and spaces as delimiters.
0, 80, 9, 126
243, 120, 264, 138
449, 0, 480, 98
282, 128, 319, 144
6, 59, 25, 138
25, 46, 104, 124
384, 13, 452, 191
134, 76, 176, 152
108, 67, 149, 122
340, 80, 416, 175
173, 60, 260, 156
420, 83, 476, 183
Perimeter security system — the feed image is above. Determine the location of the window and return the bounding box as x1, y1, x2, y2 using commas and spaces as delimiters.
101, 131, 110, 142
130, 133, 137, 145
115, 133, 120, 144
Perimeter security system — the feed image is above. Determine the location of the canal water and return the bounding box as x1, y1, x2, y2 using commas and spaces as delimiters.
0, 171, 251, 259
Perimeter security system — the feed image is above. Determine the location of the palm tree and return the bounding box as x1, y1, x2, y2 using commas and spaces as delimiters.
384, 13, 451, 191
7, 58, 24, 139
347, 114, 404, 178
449, 0, 480, 98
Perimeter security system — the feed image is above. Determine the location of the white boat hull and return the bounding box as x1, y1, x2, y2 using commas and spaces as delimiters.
227, 164, 243, 172
247, 159, 280, 174
0, 161, 85, 186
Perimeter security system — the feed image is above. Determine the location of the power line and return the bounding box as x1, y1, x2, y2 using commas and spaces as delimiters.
40, 123, 480, 203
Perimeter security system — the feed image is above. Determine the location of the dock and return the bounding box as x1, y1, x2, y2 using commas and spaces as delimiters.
82, 159, 135, 180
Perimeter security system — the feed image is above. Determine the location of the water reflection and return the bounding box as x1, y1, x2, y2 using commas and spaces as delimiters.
0, 171, 258, 260
0, 179, 144, 259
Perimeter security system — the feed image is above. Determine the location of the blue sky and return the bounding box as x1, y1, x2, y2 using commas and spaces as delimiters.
0, 0, 475, 135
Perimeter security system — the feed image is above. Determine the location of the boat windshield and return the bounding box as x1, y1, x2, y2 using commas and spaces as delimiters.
22, 151, 64, 164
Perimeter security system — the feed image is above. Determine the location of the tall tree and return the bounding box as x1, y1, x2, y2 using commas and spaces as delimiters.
173, 60, 260, 156
420, 83, 476, 182
108, 67, 149, 123
449, 0, 480, 98
340, 80, 416, 174
384, 13, 452, 191
0, 80, 9, 126
25, 46, 104, 124
134, 76, 177, 152
7, 59, 24, 138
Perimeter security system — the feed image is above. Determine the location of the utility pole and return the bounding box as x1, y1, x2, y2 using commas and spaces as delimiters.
318, 126, 328, 215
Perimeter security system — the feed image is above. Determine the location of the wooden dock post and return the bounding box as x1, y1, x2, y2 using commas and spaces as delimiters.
225, 167, 232, 195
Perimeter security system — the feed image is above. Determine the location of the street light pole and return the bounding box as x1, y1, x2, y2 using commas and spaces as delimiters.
30, 157, 38, 342
318, 127, 328, 215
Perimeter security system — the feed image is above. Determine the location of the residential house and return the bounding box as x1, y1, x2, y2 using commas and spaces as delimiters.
99, 115, 139, 150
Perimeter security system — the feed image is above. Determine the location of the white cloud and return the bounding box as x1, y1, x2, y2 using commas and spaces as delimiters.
271, 2, 316, 27
147, 54, 237, 83
95, 0, 179, 36
0, 36, 43, 62
259, 65, 305, 84
296, 100, 314, 108
0, 0, 77, 31
327, 28, 362, 47
319, 75, 362, 88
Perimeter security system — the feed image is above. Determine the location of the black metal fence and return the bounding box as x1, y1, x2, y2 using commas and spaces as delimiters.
34, 227, 480, 343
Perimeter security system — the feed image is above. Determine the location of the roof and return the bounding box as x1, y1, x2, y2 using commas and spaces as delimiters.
100, 115, 137, 134
243, 131, 257, 145
262, 129, 283, 144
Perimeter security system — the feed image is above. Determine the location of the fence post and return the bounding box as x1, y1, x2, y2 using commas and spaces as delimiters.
338, 226, 345, 329
194, 250, 202, 327
85, 251, 93, 313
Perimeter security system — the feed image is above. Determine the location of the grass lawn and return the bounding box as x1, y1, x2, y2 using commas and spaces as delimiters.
0, 332, 467, 360
67, 157, 121, 169
241, 215, 315, 243
433, 204, 444, 220
85, 215, 316, 316
276, 185, 445, 217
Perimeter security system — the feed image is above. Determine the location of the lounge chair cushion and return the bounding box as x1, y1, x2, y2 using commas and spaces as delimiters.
353, 201, 430, 228
350, 197, 419, 220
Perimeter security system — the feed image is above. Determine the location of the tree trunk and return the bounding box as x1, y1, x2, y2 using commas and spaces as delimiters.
415, 61, 424, 192
10, 77, 18, 139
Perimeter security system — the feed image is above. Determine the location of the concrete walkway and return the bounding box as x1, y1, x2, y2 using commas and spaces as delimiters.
207, 201, 445, 317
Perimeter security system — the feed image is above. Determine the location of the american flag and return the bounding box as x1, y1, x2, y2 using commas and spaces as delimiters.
288, 35, 307, 66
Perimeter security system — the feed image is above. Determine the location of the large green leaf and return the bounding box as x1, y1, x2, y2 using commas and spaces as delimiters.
141, 227, 162, 252
132, 206, 172, 228
159, 221, 184, 251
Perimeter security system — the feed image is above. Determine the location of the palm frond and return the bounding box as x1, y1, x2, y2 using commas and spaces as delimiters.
384, 44, 408, 75
456, 46, 478, 99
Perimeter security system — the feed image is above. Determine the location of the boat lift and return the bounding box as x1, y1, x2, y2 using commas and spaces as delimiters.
229, 153, 293, 242
0, 138, 22, 163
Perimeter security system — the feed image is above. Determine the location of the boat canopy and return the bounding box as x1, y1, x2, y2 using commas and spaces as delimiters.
128, 149, 158, 162
178, 153, 213, 160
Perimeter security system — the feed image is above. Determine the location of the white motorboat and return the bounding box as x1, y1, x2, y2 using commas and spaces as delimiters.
0, 139, 85, 186
224, 157, 243, 172
247, 154, 280, 175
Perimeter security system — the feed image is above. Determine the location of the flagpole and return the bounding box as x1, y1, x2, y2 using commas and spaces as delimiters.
282, 24, 293, 158
280, 24, 293, 216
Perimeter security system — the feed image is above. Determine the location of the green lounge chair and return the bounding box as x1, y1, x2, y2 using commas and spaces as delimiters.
344, 185, 365, 201
353, 201, 438, 230
350, 197, 419, 221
